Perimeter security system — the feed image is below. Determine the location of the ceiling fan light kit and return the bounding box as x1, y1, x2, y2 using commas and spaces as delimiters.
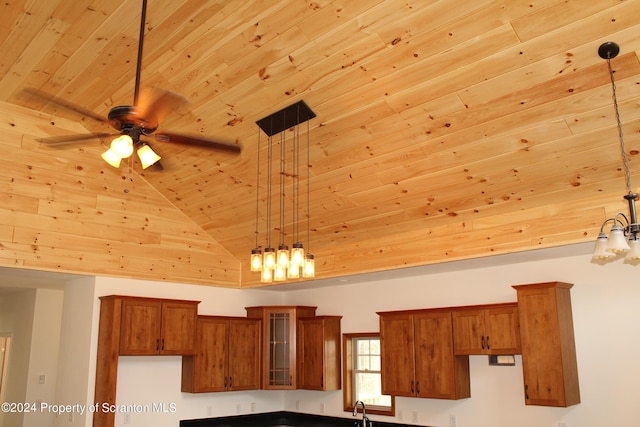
592, 42, 640, 263
251, 101, 317, 282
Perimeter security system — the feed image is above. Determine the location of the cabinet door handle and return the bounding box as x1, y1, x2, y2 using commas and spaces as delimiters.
416, 381, 420, 395
229, 377, 233, 389
290, 376, 293, 386
161, 338, 165, 351
411, 380, 414, 394
481, 336, 485, 350
224, 377, 228, 388
525, 384, 529, 400
156, 339, 160, 351
321, 375, 324, 389
486, 336, 490, 350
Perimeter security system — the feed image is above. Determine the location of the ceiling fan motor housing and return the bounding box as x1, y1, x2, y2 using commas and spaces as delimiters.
108, 105, 158, 135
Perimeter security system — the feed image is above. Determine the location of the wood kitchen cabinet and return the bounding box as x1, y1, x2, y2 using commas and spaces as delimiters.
297, 316, 342, 391
378, 309, 470, 400
513, 282, 580, 407
452, 303, 521, 355
93, 295, 199, 427
245, 305, 317, 389
182, 316, 261, 392
119, 297, 198, 355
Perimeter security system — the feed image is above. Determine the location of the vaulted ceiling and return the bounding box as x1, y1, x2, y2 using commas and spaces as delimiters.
1, 0, 639, 288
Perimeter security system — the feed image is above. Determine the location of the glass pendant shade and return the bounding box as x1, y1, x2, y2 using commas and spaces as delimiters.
101, 148, 122, 168
290, 242, 304, 267
303, 253, 315, 278
274, 264, 287, 281
592, 233, 614, 260
110, 135, 134, 158
261, 267, 273, 283
287, 263, 300, 279
250, 248, 262, 272
277, 244, 289, 267
137, 144, 161, 169
626, 239, 640, 260
606, 224, 631, 254
263, 247, 276, 270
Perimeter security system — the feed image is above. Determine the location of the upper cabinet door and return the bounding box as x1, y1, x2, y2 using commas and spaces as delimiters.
160, 301, 198, 355
514, 282, 580, 407
379, 312, 416, 397
414, 311, 470, 400
228, 318, 262, 391
483, 306, 521, 355
119, 299, 163, 355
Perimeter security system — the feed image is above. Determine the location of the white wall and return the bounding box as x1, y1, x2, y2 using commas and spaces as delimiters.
280, 252, 640, 427
0, 289, 36, 427
23, 288, 64, 427
55, 245, 638, 427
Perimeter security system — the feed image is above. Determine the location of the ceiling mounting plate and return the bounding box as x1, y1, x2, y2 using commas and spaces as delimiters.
256, 100, 316, 136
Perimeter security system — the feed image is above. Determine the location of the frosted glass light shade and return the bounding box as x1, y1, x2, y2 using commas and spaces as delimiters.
137, 144, 161, 169
625, 239, 640, 260
110, 135, 134, 158
101, 148, 122, 168
607, 225, 630, 254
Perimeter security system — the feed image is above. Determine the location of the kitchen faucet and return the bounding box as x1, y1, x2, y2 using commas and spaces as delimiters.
353, 400, 371, 427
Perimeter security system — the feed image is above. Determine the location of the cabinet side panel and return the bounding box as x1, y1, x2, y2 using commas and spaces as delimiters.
555, 287, 581, 406
323, 318, 342, 391
93, 297, 122, 427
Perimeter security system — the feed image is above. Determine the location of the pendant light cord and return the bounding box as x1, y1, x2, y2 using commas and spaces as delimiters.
254, 131, 261, 248
605, 56, 633, 195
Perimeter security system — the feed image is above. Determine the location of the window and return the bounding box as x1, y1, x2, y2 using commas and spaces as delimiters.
343, 333, 394, 416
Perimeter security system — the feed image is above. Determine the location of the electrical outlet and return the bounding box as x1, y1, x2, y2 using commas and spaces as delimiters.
250, 402, 256, 412
320, 403, 325, 413
397, 410, 403, 421
295, 400, 300, 410
206, 405, 213, 416
68, 412, 74, 423
235, 403, 241, 414
411, 411, 418, 423
123, 413, 131, 424
449, 414, 457, 427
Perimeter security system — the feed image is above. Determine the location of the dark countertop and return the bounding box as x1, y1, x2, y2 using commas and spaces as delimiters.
181, 411, 430, 427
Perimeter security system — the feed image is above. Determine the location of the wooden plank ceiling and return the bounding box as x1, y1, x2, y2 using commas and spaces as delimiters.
0, 0, 639, 288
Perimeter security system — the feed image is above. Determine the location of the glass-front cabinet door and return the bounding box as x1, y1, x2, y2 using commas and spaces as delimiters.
245, 306, 317, 389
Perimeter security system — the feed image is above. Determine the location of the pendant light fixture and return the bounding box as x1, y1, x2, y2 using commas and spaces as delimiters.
592, 42, 640, 263
251, 101, 316, 281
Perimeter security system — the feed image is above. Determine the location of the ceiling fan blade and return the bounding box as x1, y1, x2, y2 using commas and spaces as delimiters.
155, 132, 241, 153
137, 88, 189, 129
22, 88, 109, 124
37, 133, 115, 146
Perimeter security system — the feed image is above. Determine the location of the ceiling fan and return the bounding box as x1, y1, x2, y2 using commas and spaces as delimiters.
34, 0, 241, 170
